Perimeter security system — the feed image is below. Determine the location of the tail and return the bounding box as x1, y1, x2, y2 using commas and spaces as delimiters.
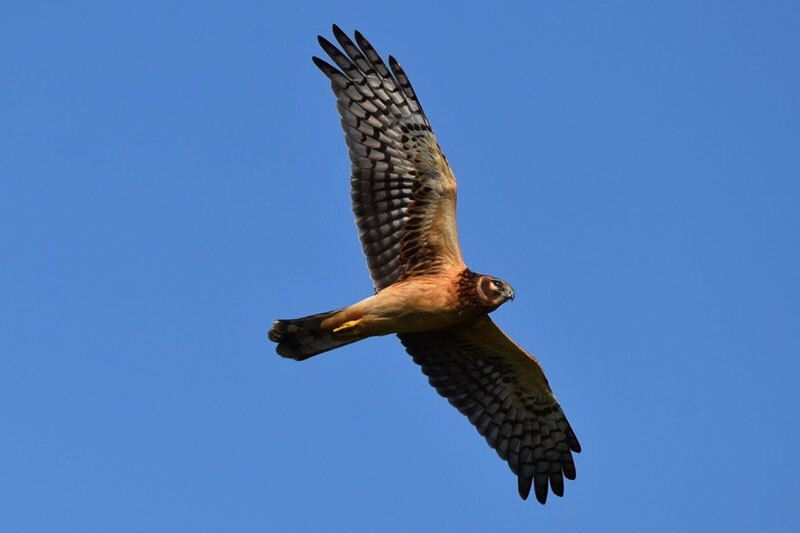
268, 309, 355, 361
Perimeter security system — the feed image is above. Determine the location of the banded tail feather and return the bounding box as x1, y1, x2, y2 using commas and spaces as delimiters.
268, 309, 355, 361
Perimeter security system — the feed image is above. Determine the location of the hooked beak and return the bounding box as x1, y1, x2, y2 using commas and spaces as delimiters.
505, 285, 515, 301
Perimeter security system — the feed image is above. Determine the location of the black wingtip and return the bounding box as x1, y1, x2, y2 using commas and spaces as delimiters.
332, 24, 361, 52
572, 437, 582, 453
569, 428, 582, 453
563, 459, 577, 481
518, 476, 532, 500
354, 29, 372, 51
550, 475, 565, 498
534, 475, 548, 504
311, 55, 329, 71
332, 23, 346, 39
317, 35, 338, 57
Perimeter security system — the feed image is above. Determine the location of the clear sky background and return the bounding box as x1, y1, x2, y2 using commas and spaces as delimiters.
2, 1, 799, 531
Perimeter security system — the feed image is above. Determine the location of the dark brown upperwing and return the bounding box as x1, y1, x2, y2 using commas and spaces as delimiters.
399, 316, 581, 504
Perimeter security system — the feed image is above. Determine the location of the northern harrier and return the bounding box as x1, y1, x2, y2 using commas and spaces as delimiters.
269, 25, 581, 504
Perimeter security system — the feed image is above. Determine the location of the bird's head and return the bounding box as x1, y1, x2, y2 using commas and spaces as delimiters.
476, 275, 515, 311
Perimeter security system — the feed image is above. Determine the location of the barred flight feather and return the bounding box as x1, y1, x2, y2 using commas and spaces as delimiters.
399, 316, 581, 504
313, 25, 463, 291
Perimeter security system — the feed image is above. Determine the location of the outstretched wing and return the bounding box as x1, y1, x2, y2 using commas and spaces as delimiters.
398, 316, 581, 504
314, 25, 464, 292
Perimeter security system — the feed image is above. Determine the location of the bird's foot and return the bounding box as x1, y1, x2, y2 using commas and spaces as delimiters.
332, 319, 362, 338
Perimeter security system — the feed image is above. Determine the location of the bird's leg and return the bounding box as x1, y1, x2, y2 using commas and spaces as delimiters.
331, 319, 363, 338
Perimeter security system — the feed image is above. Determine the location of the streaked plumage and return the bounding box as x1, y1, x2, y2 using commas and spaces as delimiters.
268, 25, 580, 504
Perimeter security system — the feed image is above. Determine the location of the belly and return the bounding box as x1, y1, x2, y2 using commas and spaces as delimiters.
389, 306, 463, 333
360, 277, 471, 335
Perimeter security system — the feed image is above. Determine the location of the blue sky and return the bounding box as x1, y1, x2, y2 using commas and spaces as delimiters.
2, 1, 799, 531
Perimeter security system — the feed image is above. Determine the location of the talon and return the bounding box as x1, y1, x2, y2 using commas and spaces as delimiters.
332, 319, 361, 336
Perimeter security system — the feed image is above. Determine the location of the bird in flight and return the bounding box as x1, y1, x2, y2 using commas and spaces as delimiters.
268, 25, 581, 504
